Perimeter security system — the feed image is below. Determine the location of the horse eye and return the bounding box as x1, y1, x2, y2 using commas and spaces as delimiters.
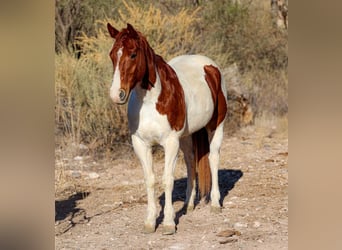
130, 53, 137, 59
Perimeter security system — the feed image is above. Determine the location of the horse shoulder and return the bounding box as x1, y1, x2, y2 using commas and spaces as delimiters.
155, 56, 186, 132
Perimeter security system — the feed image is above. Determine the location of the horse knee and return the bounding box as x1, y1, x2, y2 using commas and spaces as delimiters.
162, 176, 174, 189
145, 175, 155, 188
208, 152, 219, 166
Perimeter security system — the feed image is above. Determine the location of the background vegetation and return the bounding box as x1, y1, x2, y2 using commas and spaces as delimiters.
55, 0, 288, 155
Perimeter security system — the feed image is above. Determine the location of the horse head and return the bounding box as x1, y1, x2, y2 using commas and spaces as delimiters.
107, 23, 156, 104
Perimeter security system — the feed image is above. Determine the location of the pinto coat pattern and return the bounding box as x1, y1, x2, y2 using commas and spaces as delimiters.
107, 23, 227, 234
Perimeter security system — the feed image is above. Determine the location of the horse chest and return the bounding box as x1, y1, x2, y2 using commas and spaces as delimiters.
128, 100, 174, 145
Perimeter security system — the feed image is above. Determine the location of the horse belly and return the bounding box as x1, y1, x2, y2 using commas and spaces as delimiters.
183, 85, 214, 135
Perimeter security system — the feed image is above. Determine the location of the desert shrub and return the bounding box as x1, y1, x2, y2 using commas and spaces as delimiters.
242, 68, 288, 116
55, 0, 200, 152
199, 0, 287, 71
55, 50, 129, 152
55, 0, 122, 53
99, 0, 200, 60
55, 0, 288, 154
197, 0, 288, 116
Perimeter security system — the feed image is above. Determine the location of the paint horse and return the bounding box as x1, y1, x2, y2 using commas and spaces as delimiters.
107, 23, 227, 235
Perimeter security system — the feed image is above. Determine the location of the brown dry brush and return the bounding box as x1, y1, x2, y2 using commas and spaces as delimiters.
55, 1, 200, 154
55, 0, 287, 153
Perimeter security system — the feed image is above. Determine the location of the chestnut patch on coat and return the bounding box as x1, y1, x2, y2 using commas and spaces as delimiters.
203, 65, 228, 131
155, 55, 186, 131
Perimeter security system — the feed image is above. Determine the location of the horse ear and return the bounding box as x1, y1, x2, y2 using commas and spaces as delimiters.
127, 23, 138, 38
107, 23, 119, 38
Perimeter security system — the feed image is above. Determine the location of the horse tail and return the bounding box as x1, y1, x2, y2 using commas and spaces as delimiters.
192, 127, 211, 199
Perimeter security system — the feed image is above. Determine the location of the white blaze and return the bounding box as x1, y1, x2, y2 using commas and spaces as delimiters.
110, 47, 123, 103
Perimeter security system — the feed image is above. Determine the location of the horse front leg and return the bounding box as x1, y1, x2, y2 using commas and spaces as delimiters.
162, 135, 180, 235
131, 134, 156, 233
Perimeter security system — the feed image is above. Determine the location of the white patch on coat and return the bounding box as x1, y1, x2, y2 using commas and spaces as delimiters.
128, 74, 179, 145
168, 55, 221, 135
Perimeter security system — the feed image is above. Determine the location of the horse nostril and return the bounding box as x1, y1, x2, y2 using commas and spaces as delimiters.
119, 89, 126, 101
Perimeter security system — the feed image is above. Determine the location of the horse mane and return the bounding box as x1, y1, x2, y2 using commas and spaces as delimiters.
138, 34, 156, 90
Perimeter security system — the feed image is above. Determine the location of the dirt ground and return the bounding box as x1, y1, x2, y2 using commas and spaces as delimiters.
55, 119, 288, 249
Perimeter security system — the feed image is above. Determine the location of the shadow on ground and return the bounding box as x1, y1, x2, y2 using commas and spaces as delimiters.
55, 192, 90, 222
55, 192, 91, 235
157, 169, 243, 228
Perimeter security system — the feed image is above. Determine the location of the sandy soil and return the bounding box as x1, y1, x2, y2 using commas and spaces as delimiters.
55, 121, 288, 249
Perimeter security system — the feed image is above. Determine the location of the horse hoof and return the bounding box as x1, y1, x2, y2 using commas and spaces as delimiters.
162, 225, 176, 235
186, 205, 194, 213
142, 224, 155, 234
210, 206, 222, 214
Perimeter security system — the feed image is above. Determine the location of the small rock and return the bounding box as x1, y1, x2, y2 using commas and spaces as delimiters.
219, 237, 238, 244
253, 221, 261, 228
71, 171, 81, 178
234, 222, 248, 228
265, 159, 275, 162
88, 172, 99, 179
74, 156, 83, 161
169, 243, 185, 249
216, 229, 241, 237
79, 144, 88, 150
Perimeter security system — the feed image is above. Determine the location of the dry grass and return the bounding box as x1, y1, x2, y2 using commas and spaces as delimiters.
197, 0, 288, 118
242, 68, 288, 116
55, 0, 288, 155
55, 1, 202, 154
102, 0, 200, 60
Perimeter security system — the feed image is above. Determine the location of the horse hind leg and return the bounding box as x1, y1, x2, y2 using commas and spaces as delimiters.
207, 122, 225, 213
203, 64, 227, 213
180, 136, 196, 213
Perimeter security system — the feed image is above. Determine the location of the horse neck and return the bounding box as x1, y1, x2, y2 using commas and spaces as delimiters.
133, 70, 161, 104
133, 54, 175, 104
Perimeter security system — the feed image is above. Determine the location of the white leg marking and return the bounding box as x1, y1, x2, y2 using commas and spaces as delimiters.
208, 123, 225, 208
162, 135, 179, 232
110, 48, 123, 103
131, 134, 156, 230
